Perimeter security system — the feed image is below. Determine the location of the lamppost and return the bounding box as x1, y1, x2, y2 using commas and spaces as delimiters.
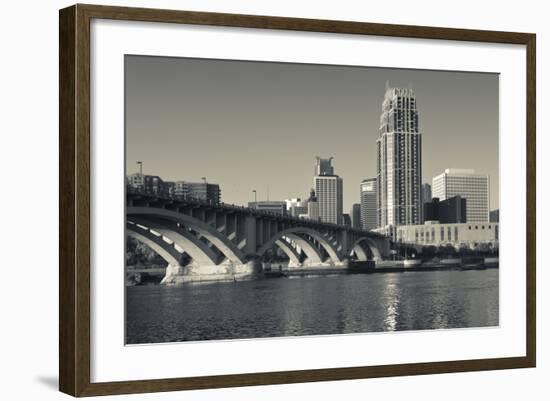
252, 189, 257, 203
200, 177, 208, 203
136, 161, 143, 191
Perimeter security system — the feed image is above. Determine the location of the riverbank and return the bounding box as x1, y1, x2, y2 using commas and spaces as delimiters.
241, 257, 498, 280
371, 260, 498, 273
126, 267, 166, 286
127, 257, 498, 285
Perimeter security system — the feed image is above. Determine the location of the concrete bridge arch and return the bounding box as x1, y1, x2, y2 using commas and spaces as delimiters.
127, 207, 246, 265
350, 237, 383, 261
126, 222, 182, 266
274, 237, 303, 267
257, 227, 344, 266
128, 217, 224, 266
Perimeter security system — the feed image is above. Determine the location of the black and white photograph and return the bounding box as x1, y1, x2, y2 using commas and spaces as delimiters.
124, 55, 499, 345
0, 0, 544, 398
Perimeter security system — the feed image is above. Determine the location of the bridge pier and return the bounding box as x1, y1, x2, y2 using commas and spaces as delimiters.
300, 257, 349, 268
160, 259, 262, 284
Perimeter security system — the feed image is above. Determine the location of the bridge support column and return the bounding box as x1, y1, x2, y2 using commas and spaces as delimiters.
244, 215, 257, 255
160, 263, 187, 284
377, 238, 391, 260
160, 259, 262, 284
340, 231, 349, 256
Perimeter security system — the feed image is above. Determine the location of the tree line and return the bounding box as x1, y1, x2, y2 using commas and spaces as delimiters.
395, 243, 499, 261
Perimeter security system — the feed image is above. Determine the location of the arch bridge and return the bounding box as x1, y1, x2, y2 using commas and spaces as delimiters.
126, 191, 390, 283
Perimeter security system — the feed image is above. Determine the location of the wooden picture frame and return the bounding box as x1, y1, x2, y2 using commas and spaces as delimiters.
59, 3, 536, 397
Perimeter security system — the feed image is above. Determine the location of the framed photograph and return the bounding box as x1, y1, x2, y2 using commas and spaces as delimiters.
59, 4, 536, 397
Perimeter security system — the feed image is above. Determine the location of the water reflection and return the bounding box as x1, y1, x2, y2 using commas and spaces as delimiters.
382, 280, 400, 331
126, 269, 499, 344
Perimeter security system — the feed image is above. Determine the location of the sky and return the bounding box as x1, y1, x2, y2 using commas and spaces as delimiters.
125, 55, 499, 212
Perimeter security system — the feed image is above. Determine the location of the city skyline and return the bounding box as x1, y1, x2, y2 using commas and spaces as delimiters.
125, 55, 499, 212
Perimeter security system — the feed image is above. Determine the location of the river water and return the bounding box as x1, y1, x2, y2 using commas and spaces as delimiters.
125, 269, 498, 344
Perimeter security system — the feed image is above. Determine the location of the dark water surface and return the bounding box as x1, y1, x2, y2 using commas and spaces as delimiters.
126, 270, 499, 344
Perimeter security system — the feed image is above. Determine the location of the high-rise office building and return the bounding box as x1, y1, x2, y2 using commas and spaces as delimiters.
376, 84, 422, 229
360, 178, 377, 230
314, 156, 334, 176
432, 168, 489, 222
351, 203, 361, 229
313, 157, 343, 224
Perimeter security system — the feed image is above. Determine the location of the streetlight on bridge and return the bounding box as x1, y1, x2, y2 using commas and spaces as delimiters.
252, 189, 257, 202
136, 161, 143, 191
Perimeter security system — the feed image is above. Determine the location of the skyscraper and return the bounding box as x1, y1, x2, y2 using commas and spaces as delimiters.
360, 178, 377, 230
432, 168, 489, 222
376, 84, 422, 228
314, 156, 334, 176
313, 157, 343, 225
351, 203, 361, 229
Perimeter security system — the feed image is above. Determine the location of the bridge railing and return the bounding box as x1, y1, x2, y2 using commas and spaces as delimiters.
126, 186, 385, 237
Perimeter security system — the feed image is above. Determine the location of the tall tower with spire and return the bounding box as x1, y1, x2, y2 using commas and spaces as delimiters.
376, 84, 422, 229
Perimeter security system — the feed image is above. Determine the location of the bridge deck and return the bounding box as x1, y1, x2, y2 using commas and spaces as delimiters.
126, 188, 385, 238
